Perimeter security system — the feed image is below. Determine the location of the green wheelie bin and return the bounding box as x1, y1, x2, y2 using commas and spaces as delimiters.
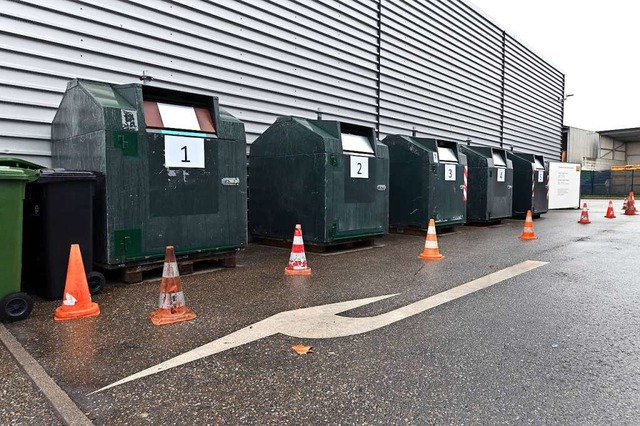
0, 166, 36, 321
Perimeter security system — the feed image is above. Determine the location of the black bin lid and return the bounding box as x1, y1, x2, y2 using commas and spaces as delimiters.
37, 168, 97, 183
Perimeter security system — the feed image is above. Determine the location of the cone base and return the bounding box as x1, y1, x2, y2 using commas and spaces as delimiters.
519, 233, 537, 240
578, 220, 591, 224
419, 252, 444, 260
149, 308, 196, 326
624, 211, 637, 215
54, 303, 100, 321
605, 214, 616, 218
284, 267, 312, 276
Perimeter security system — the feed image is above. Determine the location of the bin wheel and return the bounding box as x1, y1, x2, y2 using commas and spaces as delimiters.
0, 292, 34, 321
86, 271, 106, 295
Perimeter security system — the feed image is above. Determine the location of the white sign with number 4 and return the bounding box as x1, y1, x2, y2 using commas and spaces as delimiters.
350, 156, 369, 179
165, 135, 205, 168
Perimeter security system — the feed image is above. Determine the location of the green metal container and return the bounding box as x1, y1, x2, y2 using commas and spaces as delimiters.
0, 166, 36, 320
385, 135, 467, 230
51, 79, 247, 266
507, 151, 549, 217
249, 117, 389, 245
460, 145, 513, 223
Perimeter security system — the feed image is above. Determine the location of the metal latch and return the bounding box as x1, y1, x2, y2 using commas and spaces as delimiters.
377, 185, 387, 191
507, 185, 512, 189
221, 177, 240, 186
459, 184, 465, 190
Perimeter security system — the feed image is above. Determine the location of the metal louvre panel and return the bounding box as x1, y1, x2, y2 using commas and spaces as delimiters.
379, 0, 503, 147
503, 34, 564, 159
0, 0, 379, 165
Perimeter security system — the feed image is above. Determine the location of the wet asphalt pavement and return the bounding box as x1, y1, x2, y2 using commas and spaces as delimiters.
2, 199, 639, 425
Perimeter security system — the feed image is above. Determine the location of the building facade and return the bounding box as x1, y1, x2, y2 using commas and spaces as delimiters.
1, 0, 564, 166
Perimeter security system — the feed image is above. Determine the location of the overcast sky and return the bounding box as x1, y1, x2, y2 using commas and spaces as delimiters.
468, 0, 639, 132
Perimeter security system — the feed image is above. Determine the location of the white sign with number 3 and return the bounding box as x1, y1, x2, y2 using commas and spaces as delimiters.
444, 164, 456, 181
165, 135, 205, 168
350, 156, 369, 179
497, 168, 506, 182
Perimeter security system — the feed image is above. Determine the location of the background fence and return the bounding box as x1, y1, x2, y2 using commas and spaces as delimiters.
580, 170, 640, 196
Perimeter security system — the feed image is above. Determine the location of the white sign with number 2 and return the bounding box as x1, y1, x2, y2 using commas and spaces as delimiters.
164, 135, 205, 168
350, 156, 369, 179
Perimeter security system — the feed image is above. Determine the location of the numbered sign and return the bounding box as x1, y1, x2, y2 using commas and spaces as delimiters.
432, 152, 439, 163
350, 156, 369, 179
538, 170, 545, 183
497, 168, 506, 182
444, 164, 456, 181
164, 135, 205, 168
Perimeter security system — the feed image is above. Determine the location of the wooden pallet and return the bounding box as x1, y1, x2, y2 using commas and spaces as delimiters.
254, 236, 377, 253
102, 250, 239, 284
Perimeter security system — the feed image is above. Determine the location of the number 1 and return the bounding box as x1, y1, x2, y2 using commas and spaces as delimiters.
181, 146, 190, 163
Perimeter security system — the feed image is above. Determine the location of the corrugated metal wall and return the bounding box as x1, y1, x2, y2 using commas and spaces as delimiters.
0, 0, 563, 167
503, 34, 564, 158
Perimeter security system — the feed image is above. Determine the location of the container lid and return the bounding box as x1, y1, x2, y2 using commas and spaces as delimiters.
437, 146, 458, 162
0, 157, 44, 170
0, 166, 37, 181
534, 158, 544, 169
341, 133, 374, 155
37, 168, 97, 183
492, 151, 507, 167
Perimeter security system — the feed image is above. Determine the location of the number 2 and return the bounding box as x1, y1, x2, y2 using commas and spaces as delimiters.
357, 162, 362, 174
181, 146, 190, 163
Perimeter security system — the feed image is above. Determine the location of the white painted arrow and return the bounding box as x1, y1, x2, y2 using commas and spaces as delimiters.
90, 260, 547, 394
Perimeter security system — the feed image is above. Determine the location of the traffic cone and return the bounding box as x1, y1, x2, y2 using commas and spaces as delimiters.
419, 219, 444, 260
624, 192, 638, 215
149, 246, 196, 326
604, 200, 616, 219
578, 203, 591, 224
54, 244, 100, 321
519, 210, 537, 240
284, 224, 312, 276
621, 197, 628, 211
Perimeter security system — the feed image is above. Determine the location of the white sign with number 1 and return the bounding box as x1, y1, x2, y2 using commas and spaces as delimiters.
165, 135, 205, 168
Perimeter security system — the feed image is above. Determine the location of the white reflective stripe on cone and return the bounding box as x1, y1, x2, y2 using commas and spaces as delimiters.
293, 235, 304, 245
159, 291, 186, 309
424, 240, 439, 249
163, 262, 179, 278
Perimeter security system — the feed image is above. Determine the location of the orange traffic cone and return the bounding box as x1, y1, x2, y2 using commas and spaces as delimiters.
419, 219, 444, 260
624, 192, 637, 215
604, 200, 616, 219
149, 246, 196, 326
519, 210, 537, 240
285, 224, 312, 275
578, 203, 591, 224
54, 244, 100, 321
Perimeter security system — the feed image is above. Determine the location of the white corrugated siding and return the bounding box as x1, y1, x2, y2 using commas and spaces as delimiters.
503, 34, 564, 160
0, 0, 563, 166
379, 0, 503, 146
0, 0, 379, 166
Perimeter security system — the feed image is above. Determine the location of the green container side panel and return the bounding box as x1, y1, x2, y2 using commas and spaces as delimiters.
0, 169, 35, 296
249, 117, 388, 245
386, 135, 466, 229
51, 79, 247, 266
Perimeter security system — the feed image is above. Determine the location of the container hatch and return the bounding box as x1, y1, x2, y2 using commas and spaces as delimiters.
341, 133, 374, 155
534, 156, 545, 170
492, 150, 507, 167
437, 146, 458, 163
144, 101, 215, 133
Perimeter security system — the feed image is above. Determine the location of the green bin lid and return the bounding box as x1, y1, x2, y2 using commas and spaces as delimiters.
0, 166, 38, 181
0, 157, 44, 170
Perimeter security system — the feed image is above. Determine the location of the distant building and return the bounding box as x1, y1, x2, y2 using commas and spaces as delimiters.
562, 126, 640, 170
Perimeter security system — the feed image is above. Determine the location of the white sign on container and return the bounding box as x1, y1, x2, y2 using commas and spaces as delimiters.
350, 156, 369, 178
444, 164, 456, 181
497, 168, 506, 182
165, 135, 205, 168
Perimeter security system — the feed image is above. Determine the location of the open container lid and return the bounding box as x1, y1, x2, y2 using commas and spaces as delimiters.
437, 146, 458, 162
341, 133, 374, 155
534, 157, 545, 170
492, 150, 507, 167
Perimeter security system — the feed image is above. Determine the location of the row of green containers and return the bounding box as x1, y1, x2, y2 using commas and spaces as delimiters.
51, 79, 548, 255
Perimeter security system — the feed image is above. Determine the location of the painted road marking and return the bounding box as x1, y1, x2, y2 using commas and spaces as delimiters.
91, 260, 547, 394
0, 324, 93, 425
